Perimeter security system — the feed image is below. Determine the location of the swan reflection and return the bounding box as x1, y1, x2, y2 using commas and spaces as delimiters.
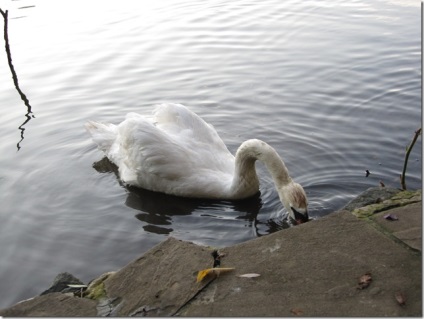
92, 156, 292, 239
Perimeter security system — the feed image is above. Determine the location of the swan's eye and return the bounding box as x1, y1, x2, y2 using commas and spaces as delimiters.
291, 206, 309, 224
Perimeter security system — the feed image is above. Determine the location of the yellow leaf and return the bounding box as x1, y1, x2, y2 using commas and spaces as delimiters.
196, 269, 210, 283
196, 267, 235, 283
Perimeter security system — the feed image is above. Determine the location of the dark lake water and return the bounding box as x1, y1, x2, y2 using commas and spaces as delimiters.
0, 0, 421, 309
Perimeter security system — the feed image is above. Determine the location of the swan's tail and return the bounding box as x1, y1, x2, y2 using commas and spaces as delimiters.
85, 121, 118, 154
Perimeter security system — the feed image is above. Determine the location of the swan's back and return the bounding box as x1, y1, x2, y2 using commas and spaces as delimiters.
86, 103, 236, 198
153, 104, 233, 169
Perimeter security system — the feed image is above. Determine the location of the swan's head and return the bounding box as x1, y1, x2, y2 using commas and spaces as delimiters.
279, 182, 309, 224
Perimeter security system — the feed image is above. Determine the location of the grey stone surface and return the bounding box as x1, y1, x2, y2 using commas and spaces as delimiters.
103, 238, 214, 316
373, 202, 422, 252
178, 210, 421, 317
40, 271, 85, 296
0, 293, 97, 317
342, 187, 401, 212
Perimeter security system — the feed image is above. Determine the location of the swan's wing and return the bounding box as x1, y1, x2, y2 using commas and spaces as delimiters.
116, 113, 234, 193
87, 105, 236, 196
116, 114, 193, 183
153, 103, 231, 155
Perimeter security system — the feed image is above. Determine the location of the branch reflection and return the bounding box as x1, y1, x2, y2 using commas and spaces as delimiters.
92, 157, 262, 235
0, 8, 35, 151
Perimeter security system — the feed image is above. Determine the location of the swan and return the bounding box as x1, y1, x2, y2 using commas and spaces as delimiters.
85, 103, 309, 223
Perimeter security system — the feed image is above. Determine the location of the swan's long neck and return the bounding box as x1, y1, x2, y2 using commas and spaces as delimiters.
230, 139, 292, 198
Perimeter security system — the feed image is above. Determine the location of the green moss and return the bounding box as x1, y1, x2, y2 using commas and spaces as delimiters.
86, 282, 107, 300
84, 271, 116, 301
391, 189, 421, 201
352, 189, 421, 219
353, 204, 386, 219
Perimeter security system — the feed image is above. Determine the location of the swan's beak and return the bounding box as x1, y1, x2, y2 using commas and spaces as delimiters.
292, 207, 309, 224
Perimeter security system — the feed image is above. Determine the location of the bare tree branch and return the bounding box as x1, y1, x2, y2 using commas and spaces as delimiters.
400, 128, 421, 190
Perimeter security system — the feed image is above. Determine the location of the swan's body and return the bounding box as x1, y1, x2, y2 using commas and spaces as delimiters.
85, 103, 308, 222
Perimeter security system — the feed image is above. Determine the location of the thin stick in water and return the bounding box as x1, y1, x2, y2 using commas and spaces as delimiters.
400, 128, 421, 190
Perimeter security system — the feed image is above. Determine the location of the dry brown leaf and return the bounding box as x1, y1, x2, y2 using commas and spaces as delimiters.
395, 291, 406, 306
357, 272, 372, 290
196, 267, 235, 283
290, 308, 304, 316
384, 213, 399, 221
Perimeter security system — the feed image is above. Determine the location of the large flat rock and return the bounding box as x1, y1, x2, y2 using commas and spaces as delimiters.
178, 211, 421, 316
103, 238, 214, 316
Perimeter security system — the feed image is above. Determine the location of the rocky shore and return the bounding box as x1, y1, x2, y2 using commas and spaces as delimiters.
0, 187, 421, 317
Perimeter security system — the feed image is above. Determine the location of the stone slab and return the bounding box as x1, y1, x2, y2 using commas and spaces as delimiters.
0, 292, 97, 317
372, 202, 422, 252
178, 210, 421, 317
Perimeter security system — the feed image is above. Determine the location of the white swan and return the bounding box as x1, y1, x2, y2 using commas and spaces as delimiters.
85, 103, 309, 223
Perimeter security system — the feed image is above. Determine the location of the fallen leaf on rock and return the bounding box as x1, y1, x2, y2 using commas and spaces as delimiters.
384, 214, 399, 221
196, 267, 235, 283
290, 308, 303, 316
395, 291, 406, 306
237, 273, 261, 278
357, 272, 372, 290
